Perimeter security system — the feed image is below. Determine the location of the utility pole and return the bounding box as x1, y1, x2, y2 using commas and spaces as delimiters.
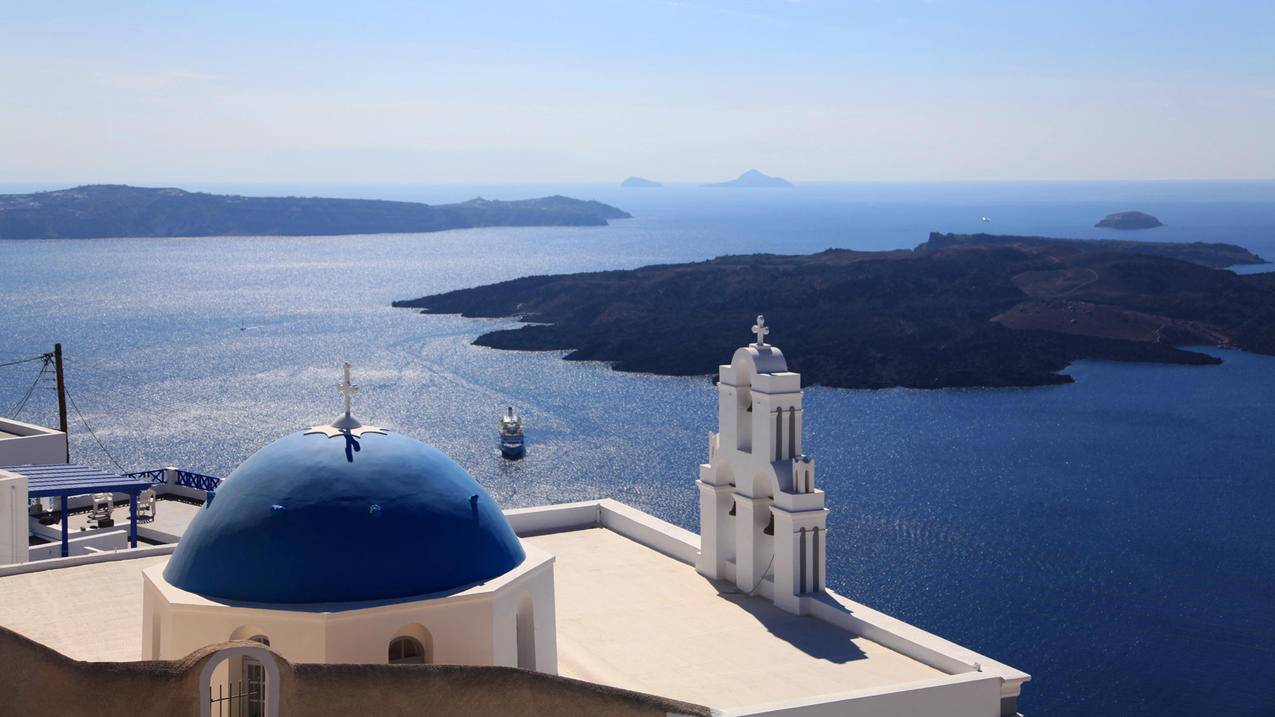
53, 343, 69, 463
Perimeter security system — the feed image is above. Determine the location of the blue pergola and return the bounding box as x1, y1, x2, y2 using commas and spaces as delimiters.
1, 463, 153, 558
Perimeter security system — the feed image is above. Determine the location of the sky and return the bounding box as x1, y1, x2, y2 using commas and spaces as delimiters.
2, 1, 1273, 184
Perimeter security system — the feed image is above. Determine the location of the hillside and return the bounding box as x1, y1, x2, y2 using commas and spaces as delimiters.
395, 234, 1275, 389
922, 232, 1262, 268
0, 185, 632, 239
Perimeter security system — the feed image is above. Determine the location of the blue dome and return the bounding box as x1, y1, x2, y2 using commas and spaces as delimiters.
163, 429, 525, 603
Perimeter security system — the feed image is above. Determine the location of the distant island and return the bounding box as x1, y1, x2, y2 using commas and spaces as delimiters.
621, 177, 663, 188
1095, 211, 1163, 230
394, 232, 1273, 389
702, 169, 793, 188
0, 185, 632, 239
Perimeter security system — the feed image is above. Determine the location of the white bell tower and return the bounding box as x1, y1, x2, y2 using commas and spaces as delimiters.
697, 316, 829, 614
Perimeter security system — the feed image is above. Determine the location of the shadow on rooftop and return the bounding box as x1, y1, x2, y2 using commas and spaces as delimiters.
711, 581, 867, 664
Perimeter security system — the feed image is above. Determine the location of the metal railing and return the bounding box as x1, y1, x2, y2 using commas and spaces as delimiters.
123, 468, 223, 492
209, 680, 265, 717
124, 468, 166, 484
175, 469, 222, 492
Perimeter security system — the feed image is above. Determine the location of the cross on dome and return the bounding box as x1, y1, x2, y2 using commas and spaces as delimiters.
322, 360, 368, 433
751, 315, 770, 346
307, 362, 387, 437
337, 361, 358, 416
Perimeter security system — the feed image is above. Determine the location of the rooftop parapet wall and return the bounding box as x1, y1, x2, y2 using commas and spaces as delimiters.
0, 417, 67, 466
720, 672, 1004, 717
506, 499, 701, 565
0, 625, 709, 717
0, 417, 66, 440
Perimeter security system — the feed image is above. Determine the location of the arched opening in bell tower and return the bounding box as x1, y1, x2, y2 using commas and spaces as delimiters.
732, 357, 754, 454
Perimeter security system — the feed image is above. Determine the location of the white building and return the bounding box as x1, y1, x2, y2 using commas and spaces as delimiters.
1, 417, 69, 564
0, 416, 67, 466
0, 326, 1030, 717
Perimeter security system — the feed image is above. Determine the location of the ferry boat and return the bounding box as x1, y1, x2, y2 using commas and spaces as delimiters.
499, 406, 525, 459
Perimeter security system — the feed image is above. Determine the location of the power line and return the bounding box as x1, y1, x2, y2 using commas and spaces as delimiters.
0, 355, 49, 369
8, 356, 51, 417
63, 384, 128, 473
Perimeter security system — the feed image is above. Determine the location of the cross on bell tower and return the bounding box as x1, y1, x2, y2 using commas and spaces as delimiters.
751, 314, 770, 346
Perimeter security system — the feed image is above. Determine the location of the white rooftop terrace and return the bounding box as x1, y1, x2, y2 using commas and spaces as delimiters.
63, 496, 202, 542
529, 526, 945, 709
511, 501, 1026, 716
0, 553, 170, 662
0, 499, 1026, 716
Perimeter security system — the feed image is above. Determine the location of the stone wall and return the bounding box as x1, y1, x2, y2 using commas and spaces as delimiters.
1, 626, 199, 717
289, 662, 705, 716
0, 626, 707, 717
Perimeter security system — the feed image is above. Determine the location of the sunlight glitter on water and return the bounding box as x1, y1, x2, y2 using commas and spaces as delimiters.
3, 183, 1275, 716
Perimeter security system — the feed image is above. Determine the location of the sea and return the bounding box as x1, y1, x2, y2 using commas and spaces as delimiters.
1, 180, 1273, 716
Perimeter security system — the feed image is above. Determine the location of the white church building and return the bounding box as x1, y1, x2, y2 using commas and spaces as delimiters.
0, 318, 1029, 717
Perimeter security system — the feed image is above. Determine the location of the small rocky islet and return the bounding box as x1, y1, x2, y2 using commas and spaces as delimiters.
1095, 210, 1164, 230
621, 176, 663, 188
702, 169, 793, 188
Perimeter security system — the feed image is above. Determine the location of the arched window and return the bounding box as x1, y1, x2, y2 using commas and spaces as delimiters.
388, 636, 426, 665
242, 635, 271, 717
